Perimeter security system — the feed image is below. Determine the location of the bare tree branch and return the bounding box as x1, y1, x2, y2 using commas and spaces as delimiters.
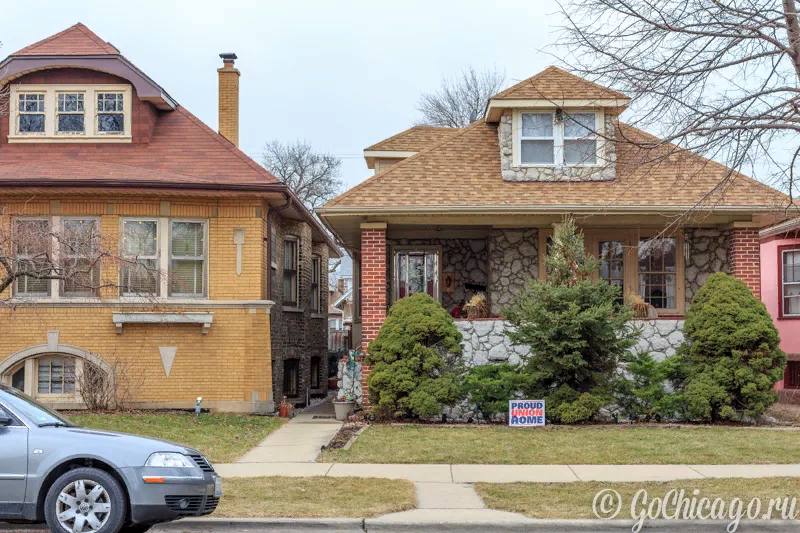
416, 65, 507, 128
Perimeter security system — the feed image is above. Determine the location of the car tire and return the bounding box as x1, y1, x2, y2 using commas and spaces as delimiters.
44, 467, 127, 533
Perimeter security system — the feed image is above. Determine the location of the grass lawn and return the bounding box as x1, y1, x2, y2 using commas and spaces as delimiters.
66, 412, 284, 463
215, 476, 415, 518
475, 477, 800, 519
318, 424, 800, 465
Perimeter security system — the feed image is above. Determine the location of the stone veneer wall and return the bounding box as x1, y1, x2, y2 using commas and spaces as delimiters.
684, 228, 732, 309
456, 320, 530, 366
632, 320, 685, 360
499, 113, 617, 182
386, 238, 488, 312
488, 229, 538, 316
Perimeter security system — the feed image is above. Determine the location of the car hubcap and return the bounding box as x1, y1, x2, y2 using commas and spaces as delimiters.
56, 480, 111, 533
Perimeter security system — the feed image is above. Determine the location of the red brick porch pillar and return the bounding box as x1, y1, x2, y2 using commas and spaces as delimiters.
359, 222, 387, 406
730, 225, 761, 298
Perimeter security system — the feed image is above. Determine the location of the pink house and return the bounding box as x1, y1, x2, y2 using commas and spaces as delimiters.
761, 219, 800, 396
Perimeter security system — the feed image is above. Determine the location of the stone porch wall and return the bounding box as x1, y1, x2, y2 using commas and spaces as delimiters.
684, 228, 732, 309
488, 229, 539, 315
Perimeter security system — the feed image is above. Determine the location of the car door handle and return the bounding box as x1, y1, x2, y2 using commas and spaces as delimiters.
0, 474, 25, 480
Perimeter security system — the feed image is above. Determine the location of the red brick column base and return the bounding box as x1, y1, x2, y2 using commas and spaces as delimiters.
358, 224, 387, 407
730, 227, 761, 298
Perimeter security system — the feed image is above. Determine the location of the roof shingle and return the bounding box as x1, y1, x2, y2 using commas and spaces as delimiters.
492, 66, 629, 101
365, 126, 462, 152
13, 23, 119, 56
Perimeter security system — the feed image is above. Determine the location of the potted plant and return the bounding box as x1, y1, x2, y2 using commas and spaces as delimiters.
333, 350, 360, 420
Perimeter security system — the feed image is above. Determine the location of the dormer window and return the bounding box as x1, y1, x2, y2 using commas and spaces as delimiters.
9, 84, 132, 143
517, 110, 602, 167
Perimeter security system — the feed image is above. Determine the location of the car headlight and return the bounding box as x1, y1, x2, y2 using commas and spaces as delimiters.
145, 452, 195, 468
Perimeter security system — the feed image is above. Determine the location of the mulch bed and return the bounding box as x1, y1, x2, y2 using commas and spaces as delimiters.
324, 423, 364, 450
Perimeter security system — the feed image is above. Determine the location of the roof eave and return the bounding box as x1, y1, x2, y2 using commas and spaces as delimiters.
485, 98, 631, 122
318, 204, 780, 216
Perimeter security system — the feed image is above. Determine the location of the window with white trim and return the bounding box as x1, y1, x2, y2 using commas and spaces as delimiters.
37, 356, 76, 395
782, 249, 800, 316
61, 218, 100, 297
9, 84, 131, 141
121, 219, 159, 296
13, 217, 51, 297
519, 110, 600, 166
169, 221, 207, 297
56, 92, 85, 134
17, 93, 45, 133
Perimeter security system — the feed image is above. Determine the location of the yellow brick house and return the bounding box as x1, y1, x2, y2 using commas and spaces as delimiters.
0, 24, 338, 412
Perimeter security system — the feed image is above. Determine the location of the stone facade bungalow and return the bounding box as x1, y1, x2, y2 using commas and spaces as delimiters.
318, 66, 794, 407
0, 24, 338, 412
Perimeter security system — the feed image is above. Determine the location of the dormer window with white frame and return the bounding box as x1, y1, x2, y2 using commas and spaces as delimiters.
517, 110, 602, 167
9, 84, 132, 142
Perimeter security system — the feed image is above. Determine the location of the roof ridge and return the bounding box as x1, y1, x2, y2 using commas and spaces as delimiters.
492, 65, 628, 101
175, 106, 277, 183
74, 23, 118, 54
13, 22, 117, 56
328, 120, 485, 207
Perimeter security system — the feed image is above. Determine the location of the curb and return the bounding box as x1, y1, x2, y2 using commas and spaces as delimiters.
160, 517, 366, 530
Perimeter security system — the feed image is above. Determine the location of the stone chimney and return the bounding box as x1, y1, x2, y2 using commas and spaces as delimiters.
217, 53, 240, 146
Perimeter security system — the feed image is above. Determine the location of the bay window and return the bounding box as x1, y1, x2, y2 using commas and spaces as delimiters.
393, 248, 441, 301
781, 248, 800, 316
169, 221, 207, 297
518, 110, 601, 166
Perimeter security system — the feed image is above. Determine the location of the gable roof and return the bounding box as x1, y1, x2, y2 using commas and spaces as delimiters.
492, 66, 628, 101
365, 126, 463, 153
13, 23, 119, 56
324, 119, 788, 211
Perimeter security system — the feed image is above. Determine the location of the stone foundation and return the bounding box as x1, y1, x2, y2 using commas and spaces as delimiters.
632, 320, 685, 360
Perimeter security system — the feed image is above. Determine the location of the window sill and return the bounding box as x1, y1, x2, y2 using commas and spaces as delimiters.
283, 306, 304, 313
8, 134, 132, 144
778, 315, 800, 320
311, 313, 326, 319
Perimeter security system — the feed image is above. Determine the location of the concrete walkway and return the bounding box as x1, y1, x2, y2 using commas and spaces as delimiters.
237, 400, 342, 463
216, 461, 800, 482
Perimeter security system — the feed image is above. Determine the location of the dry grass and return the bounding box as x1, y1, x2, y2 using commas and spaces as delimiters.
214, 476, 416, 518
475, 477, 800, 519
319, 424, 800, 465
767, 403, 800, 425
66, 412, 285, 463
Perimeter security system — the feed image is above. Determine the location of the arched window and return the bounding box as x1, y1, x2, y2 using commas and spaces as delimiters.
1, 354, 77, 399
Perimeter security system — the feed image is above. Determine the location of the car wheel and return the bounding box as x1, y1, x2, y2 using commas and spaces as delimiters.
44, 467, 127, 533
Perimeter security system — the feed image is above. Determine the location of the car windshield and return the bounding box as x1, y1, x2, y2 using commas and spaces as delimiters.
0, 385, 77, 427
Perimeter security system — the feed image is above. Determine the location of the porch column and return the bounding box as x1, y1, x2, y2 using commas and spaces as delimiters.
359, 222, 387, 406
729, 223, 761, 298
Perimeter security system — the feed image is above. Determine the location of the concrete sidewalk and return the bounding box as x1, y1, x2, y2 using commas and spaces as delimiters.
216, 461, 800, 482
237, 400, 342, 463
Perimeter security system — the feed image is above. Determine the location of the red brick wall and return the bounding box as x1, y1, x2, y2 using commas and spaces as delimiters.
731, 227, 761, 297
1, 67, 159, 144
359, 226, 387, 406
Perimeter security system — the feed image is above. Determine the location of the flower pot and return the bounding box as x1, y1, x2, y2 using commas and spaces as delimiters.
333, 400, 354, 421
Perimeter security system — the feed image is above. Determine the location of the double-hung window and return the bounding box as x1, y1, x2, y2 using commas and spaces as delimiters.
519, 111, 600, 166
311, 255, 321, 312
782, 248, 800, 316
96, 92, 125, 133
61, 218, 99, 297
283, 239, 299, 306
638, 237, 677, 310
56, 92, 85, 134
13, 218, 51, 297
17, 93, 45, 133
394, 248, 440, 301
121, 220, 159, 296
599, 240, 625, 305
169, 221, 207, 297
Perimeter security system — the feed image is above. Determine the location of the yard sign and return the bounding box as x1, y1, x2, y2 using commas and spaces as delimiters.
509, 400, 545, 427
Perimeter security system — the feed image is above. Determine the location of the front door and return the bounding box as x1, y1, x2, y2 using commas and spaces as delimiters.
0, 406, 28, 516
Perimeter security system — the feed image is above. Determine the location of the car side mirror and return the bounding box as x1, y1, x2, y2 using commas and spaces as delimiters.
0, 415, 12, 426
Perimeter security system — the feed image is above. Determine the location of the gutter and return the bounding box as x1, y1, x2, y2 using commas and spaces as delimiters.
318, 204, 783, 216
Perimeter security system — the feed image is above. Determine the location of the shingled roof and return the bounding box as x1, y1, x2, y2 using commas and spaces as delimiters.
325, 119, 787, 210
365, 126, 463, 152
13, 23, 119, 56
492, 66, 629, 101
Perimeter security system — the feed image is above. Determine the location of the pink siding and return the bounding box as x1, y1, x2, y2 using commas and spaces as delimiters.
761, 236, 800, 390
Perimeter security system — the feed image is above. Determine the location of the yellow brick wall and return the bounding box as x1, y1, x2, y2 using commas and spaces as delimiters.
217, 66, 240, 147
0, 195, 273, 412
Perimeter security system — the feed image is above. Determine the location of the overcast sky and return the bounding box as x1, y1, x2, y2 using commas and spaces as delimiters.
3, 0, 568, 192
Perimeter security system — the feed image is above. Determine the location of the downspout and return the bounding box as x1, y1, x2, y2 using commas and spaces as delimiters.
265, 193, 293, 300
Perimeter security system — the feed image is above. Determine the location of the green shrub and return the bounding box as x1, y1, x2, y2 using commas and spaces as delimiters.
614, 351, 681, 421
366, 293, 464, 418
676, 273, 786, 421
504, 218, 638, 423
462, 363, 534, 422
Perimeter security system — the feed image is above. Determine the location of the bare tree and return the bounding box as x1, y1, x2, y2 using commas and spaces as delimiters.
77, 358, 147, 411
261, 140, 344, 212
416, 66, 507, 128
556, 0, 800, 206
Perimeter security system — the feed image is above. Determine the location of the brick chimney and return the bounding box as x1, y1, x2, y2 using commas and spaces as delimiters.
218, 53, 240, 146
